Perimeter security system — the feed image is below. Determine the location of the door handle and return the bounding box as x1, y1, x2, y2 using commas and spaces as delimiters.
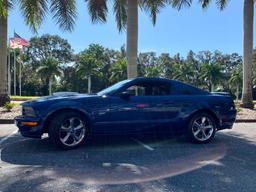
136, 104, 146, 108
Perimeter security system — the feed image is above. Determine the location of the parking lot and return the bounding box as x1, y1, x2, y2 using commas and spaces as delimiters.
0, 123, 256, 192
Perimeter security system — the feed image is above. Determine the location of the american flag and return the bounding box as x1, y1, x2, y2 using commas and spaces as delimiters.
10, 32, 30, 49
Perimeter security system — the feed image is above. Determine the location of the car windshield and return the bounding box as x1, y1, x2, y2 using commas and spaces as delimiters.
97, 79, 132, 96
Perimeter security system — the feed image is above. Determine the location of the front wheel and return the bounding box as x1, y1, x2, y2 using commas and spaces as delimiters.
187, 113, 216, 144
48, 112, 88, 149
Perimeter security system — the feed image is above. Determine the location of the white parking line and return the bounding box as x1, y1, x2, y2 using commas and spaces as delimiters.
131, 137, 154, 151
0, 130, 18, 145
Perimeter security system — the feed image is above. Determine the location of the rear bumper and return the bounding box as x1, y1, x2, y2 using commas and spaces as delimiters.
15, 115, 43, 138
218, 110, 237, 130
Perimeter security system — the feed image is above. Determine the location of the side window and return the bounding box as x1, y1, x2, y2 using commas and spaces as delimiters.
172, 82, 201, 95
122, 81, 171, 96
151, 83, 171, 96
125, 85, 148, 96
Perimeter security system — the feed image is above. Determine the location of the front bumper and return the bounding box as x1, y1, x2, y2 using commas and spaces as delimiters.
15, 115, 43, 138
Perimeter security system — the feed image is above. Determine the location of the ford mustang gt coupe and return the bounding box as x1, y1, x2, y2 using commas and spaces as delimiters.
15, 77, 236, 149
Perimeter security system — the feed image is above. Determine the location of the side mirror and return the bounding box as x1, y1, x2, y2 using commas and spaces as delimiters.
119, 91, 132, 100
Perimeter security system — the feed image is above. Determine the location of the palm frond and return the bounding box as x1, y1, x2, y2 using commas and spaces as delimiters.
142, 0, 168, 25
113, 0, 127, 32
50, 0, 77, 31
216, 0, 229, 10
198, 0, 211, 9
85, 0, 108, 23
171, 0, 192, 10
0, 0, 15, 17
199, 0, 228, 10
37, 57, 62, 78
19, 0, 48, 32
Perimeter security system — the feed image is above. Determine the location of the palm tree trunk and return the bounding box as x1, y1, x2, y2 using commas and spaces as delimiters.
49, 77, 52, 95
0, 15, 10, 106
88, 75, 91, 94
126, 0, 138, 79
241, 0, 254, 108
236, 85, 239, 101
211, 84, 214, 92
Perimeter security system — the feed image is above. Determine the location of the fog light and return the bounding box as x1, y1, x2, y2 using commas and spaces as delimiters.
21, 121, 38, 126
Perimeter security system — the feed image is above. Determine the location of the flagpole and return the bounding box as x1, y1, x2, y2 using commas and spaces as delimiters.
13, 50, 16, 96
7, 44, 11, 96
11, 32, 29, 97
19, 61, 21, 96
19, 51, 22, 96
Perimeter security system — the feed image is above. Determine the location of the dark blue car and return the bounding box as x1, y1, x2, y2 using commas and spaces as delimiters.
15, 77, 236, 149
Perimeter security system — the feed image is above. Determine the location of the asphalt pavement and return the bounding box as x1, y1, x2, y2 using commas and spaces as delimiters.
0, 123, 255, 192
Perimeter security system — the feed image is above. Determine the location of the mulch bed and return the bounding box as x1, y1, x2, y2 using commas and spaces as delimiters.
0, 105, 21, 120
236, 108, 256, 121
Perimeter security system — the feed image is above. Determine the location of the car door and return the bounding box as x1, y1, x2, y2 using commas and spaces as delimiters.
143, 81, 182, 132
93, 82, 152, 134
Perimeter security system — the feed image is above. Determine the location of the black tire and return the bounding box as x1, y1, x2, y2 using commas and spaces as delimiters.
48, 111, 88, 149
186, 112, 216, 144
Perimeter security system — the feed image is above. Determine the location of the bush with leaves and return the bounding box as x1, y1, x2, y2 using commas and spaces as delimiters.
3, 102, 16, 112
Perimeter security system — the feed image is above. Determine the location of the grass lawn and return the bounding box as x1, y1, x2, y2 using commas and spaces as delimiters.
10, 96, 40, 101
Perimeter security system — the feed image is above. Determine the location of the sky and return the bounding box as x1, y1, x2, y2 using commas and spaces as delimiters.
8, 0, 256, 57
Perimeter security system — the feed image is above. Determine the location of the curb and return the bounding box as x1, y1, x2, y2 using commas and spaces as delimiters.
235, 119, 256, 123
0, 119, 15, 124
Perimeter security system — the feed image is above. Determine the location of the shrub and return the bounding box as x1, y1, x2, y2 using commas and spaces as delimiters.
3, 102, 16, 112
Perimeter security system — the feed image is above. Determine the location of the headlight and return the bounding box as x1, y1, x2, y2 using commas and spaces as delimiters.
22, 106, 37, 117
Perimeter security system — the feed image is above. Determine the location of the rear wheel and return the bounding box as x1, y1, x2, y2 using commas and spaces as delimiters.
48, 111, 88, 149
187, 113, 216, 144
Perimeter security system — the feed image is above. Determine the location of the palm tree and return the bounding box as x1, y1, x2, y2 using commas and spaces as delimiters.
241, 0, 254, 108
229, 66, 243, 100
76, 52, 102, 94
37, 57, 62, 95
0, 0, 77, 105
109, 58, 127, 84
173, 62, 195, 83
145, 65, 163, 77
172, 0, 254, 108
85, 0, 169, 79
201, 63, 224, 92
0, 3, 8, 105
253, 63, 256, 87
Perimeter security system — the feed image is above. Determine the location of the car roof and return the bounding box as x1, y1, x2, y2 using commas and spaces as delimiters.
132, 77, 171, 83
132, 77, 187, 86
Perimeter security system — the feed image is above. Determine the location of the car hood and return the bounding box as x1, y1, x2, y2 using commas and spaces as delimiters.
22, 92, 98, 105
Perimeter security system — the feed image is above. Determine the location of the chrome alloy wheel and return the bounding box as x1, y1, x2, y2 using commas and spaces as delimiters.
59, 117, 86, 147
191, 116, 214, 142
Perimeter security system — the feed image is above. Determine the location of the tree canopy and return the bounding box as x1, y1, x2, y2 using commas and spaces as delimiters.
12, 34, 256, 100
